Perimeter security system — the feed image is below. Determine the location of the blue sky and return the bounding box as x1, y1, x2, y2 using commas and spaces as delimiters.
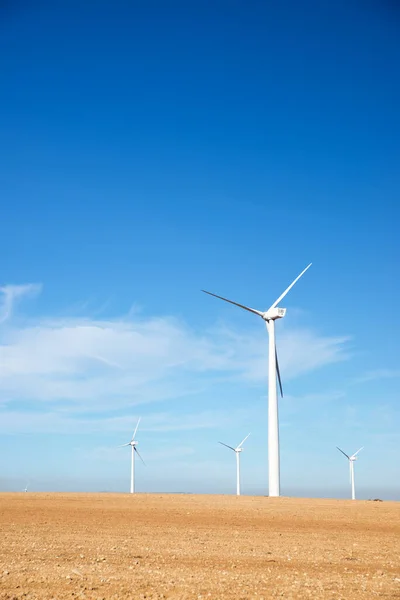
0, 0, 398, 499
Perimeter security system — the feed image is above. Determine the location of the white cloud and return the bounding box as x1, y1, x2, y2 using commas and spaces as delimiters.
0, 284, 41, 324
0, 283, 351, 432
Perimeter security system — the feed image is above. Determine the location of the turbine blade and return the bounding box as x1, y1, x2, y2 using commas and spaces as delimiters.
118, 443, 131, 447
134, 447, 146, 465
236, 433, 251, 449
202, 290, 264, 317
218, 441, 236, 452
275, 346, 284, 398
336, 446, 350, 459
268, 263, 312, 311
351, 446, 364, 458
132, 417, 141, 441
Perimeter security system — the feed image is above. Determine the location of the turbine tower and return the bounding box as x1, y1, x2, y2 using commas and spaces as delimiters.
203, 263, 311, 497
119, 418, 145, 494
337, 446, 363, 500
219, 433, 250, 496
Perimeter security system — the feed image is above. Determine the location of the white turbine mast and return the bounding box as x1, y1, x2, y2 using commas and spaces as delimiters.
219, 433, 250, 496
119, 418, 145, 494
337, 446, 363, 500
203, 263, 311, 497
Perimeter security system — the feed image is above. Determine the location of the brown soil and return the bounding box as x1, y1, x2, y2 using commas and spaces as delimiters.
0, 493, 399, 599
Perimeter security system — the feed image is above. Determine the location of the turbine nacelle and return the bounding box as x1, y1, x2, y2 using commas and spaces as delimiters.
262, 307, 287, 321
219, 433, 250, 455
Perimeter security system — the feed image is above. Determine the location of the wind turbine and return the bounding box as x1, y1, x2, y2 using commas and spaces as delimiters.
119, 418, 145, 494
219, 433, 250, 496
23, 481, 29, 493
337, 446, 363, 500
203, 263, 311, 497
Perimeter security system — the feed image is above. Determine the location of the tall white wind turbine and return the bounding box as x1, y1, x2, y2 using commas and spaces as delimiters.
203, 263, 311, 497
219, 433, 250, 496
119, 418, 145, 494
337, 446, 363, 500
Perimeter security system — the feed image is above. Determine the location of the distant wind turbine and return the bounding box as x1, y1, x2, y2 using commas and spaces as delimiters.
336, 446, 363, 500
119, 418, 145, 494
219, 433, 250, 496
203, 263, 312, 497
23, 481, 29, 493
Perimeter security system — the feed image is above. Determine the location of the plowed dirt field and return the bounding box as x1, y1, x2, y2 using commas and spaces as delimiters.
0, 493, 399, 599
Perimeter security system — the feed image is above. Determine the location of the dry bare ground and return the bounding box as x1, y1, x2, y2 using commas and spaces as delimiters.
0, 493, 399, 599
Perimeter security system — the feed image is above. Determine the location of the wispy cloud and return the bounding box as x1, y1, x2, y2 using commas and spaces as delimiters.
0, 284, 41, 324
224, 327, 351, 382
0, 283, 351, 432
283, 390, 346, 404
352, 369, 400, 384
84, 444, 195, 464
0, 407, 255, 435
